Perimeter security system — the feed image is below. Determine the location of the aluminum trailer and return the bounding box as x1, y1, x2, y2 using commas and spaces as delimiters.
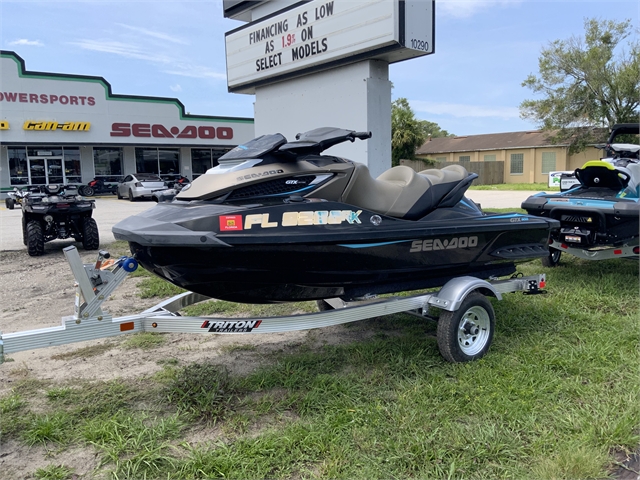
0, 246, 547, 364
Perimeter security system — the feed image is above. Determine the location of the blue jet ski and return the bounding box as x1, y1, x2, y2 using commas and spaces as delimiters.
522, 123, 640, 266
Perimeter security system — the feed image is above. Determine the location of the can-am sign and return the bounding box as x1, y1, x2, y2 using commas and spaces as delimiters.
226, 0, 434, 93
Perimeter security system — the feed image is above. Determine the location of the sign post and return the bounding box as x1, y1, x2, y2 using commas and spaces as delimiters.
224, 0, 435, 176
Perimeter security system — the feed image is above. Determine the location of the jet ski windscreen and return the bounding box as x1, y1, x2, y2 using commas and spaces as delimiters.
219, 133, 287, 162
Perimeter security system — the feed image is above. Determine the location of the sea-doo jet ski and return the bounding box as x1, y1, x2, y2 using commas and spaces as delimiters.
522, 123, 640, 266
113, 127, 559, 303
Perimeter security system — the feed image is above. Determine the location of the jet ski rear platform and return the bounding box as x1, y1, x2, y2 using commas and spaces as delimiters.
522, 123, 640, 266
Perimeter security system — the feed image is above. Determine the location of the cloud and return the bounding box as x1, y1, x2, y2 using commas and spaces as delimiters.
438, 0, 523, 19
8, 39, 44, 47
116, 23, 189, 45
68, 39, 227, 80
163, 64, 227, 80
411, 100, 520, 119
170, 84, 182, 92
67, 39, 173, 63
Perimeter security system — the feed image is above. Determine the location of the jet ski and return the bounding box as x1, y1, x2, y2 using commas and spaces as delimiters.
522, 123, 640, 266
113, 127, 559, 303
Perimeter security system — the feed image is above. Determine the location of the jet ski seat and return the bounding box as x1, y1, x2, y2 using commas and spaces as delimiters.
343, 164, 470, 219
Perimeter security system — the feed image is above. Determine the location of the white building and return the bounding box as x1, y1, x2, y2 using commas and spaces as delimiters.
0, 51, 254, 197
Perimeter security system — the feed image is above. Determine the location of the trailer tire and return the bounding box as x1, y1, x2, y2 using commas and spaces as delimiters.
437, 292, 495, 363
5, 198, 15, 210
541, 248, 561, 267
82, 217, 100, 250
27, 220, 45, 256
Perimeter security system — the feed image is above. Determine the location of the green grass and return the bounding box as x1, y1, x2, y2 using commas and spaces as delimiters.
470, 182, 556, 191
2, 255, 638, 479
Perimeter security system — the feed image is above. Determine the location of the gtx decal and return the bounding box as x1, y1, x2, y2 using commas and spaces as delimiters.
242, 210, 363, 229
201, 320, 262, 333
410, 236, 478, 253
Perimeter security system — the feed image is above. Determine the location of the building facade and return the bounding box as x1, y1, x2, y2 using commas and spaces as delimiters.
0, 51, 255, 197
415, 130, 602, 184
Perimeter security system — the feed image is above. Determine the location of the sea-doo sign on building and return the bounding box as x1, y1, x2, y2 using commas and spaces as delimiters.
0, 51, 254, 196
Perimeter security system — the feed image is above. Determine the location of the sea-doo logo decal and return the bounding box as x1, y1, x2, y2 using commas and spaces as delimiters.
201, 320, 262, 333
410, 236, 478, 253
237, 169, 284, 182
243, 210, 362, 229
110, 123, 233, 140
219, 215, 244, 231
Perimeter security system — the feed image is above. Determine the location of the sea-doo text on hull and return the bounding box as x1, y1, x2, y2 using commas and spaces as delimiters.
522, 123, 640, 266
114, 128, 559, 303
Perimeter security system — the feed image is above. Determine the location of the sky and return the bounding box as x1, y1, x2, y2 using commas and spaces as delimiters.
0, 0, 638, 136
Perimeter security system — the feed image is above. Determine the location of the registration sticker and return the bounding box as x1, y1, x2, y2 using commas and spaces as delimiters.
219, 215, 243, 231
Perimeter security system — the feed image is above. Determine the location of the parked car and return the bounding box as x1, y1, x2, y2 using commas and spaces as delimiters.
116, 174, 166, 201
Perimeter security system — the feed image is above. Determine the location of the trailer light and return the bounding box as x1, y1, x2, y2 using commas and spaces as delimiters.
634, 246, 639, 254
152, 322, 158, 328
614, 249, 622, 255
539, 280, 546, 288
119, 322, 134, 332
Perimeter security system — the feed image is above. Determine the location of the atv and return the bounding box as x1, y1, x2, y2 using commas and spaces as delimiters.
5, 186, 31, 210
21, 184, 100, 256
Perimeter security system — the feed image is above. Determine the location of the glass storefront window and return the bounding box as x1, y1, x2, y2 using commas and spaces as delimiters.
93, 148, 123, 182
64, 147, 82, 184
9, 146, 81, 185
135, 148, 180, 179
192, 148, 228, 178
8, 147, 28, 185
159, 149, 180, 176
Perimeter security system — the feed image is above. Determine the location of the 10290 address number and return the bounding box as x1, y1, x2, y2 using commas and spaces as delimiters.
410, 38, 430, 52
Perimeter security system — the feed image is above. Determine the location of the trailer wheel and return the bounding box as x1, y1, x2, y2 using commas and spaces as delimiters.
27, 220, 45, 256
437, 292, 495, 363
5, 198, 15, 210
541, 248, 561, 267
82, 217, 100, 250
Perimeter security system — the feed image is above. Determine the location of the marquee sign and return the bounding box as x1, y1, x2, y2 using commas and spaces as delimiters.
225, 0, 435, 93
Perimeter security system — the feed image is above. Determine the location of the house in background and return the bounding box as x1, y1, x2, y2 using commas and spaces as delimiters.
414, 130, 602, 184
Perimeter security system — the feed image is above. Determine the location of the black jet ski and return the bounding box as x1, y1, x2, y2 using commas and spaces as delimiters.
522, 123, 640, 266
113, 127, 559, 303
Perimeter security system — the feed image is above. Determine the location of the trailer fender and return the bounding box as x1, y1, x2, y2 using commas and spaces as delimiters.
427, 276, 502, 312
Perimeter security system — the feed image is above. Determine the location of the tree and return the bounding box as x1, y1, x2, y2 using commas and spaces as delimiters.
391, 98, 452, 166
520, 18, 639, 153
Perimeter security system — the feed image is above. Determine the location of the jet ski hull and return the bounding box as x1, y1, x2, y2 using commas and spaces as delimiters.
115, 200, 558, 303
522, 192, 640, 249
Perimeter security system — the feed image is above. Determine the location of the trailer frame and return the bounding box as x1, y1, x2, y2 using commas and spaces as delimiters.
0, 246, 547, 364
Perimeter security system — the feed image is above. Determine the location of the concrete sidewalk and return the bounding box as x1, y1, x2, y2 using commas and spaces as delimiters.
0, 190, 547, 253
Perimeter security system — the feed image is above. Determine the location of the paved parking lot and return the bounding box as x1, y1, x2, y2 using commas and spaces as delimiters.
0, 190, 541, 253
0, 196, 154, 252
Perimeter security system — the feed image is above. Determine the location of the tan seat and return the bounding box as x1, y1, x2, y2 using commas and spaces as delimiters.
342, 165, 432, 218
418, 165, 468, 185
342, 164, 471, 218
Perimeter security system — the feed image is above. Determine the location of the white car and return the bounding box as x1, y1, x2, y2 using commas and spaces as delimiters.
117, 173, 166, 201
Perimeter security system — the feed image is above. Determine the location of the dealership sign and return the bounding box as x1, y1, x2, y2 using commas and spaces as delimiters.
225, 0, 435, 93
